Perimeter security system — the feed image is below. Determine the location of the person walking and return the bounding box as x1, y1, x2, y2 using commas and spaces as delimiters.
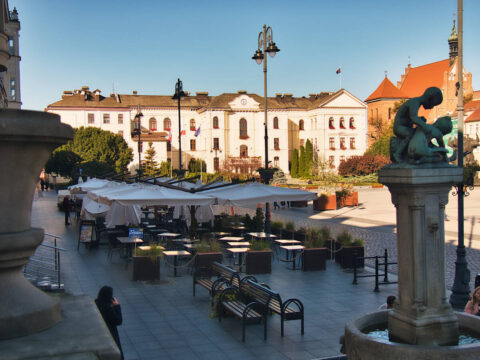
63, 195, 71, 225
464, 286, 480, 315
95, 286, 124, 358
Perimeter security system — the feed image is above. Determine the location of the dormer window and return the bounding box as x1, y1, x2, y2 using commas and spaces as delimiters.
340, 117, 345, 129
329, 117, 335, 129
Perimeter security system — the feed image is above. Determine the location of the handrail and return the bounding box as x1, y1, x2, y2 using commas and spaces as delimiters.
39, 243, 66, 251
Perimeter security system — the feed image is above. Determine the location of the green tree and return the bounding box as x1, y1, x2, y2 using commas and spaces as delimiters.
305, 139, 314, 177
291, 149, 299, 178
44, 149, 82, 178
143, 142, 160, 177
79, 160, 115, 178
159, 161, 171, 177
299, 146, 307, 177
62, 127, 133, 174
188, 158, 206, 173
366, 133, 391, 158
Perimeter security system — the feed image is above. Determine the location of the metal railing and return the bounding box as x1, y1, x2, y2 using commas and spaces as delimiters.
352, 249, 398, 292
23, 233, 66, 292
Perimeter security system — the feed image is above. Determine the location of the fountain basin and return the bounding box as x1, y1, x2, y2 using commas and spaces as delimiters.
345, 311, 480, 359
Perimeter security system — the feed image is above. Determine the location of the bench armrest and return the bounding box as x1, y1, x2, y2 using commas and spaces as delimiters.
244, 301, 266, 317
282, 298, 304, 314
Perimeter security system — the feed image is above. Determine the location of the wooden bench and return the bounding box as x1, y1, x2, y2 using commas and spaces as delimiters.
218, 286, 266, 342
240, 278, 304, 337
193, 261, 244, 305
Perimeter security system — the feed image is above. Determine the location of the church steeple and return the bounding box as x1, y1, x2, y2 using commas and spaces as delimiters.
448, 18, 458, 65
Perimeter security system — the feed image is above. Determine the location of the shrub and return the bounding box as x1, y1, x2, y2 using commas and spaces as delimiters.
135, 244, 163, 261
338, 154, 390, 176
249, 239, 270, 251
271, 221, 284, 230
195, 239, 221, 253
285, 221, 295, 231
336, 230, 353, 245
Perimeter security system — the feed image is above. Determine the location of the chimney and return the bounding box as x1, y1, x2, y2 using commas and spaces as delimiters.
133, 90, 138, 95
196, 92, 209, 96
237, 90, 247, 94
276, 93, 282, 98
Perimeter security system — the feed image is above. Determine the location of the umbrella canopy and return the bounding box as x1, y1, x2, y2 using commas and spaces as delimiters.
104, 184, 215, 207
105, 202, 142, 228
200, 182, 317, 207
88, 182, 138, 203
69, 178, 110, 193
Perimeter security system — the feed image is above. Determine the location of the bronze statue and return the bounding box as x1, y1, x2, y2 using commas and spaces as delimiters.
390, 87, 454, 164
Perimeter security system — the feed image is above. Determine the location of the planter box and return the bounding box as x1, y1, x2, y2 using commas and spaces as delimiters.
281, 229, 295, 240
336, 196, 346, 209
343, 192, 358, 207
338, 246, 364, 269
245, 250, 272, 274
271, 226, 283, 236
313, 195, 336, 211
133, 256, 160, 281
324, 239, 341, 260
302, 248, 327, 271
194, 252, 223, 269
294, 231, 307, 242
291, 201, 308, 208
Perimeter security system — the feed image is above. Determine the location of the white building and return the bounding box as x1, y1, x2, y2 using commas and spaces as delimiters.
46, 87, 367, 175
0, 4, 21, 108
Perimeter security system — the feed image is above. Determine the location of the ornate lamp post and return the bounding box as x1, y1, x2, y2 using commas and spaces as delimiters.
450, 0, 471, 309
133, 105, 143, 178
252, 24, 279, 234
172, 78, 186, 174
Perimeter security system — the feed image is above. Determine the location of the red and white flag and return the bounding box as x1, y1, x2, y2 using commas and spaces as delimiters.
336, 68, 341, 74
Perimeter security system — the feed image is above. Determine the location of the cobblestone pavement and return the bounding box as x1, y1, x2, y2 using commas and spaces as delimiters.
222, 186, 480, 292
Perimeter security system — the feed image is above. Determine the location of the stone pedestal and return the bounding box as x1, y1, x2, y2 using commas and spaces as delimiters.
379, 166, 462, 345
0, 110, 72, 339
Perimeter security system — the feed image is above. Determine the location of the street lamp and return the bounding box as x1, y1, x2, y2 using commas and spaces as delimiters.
252, 24, 280, 234
133, 105, 143, 178
172, 78, 186, 175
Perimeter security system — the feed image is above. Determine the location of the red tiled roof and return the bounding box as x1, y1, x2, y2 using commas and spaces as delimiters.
365, 76, 409, 102
465, 100, 480, 113
399, 59, 451, 97
465, 107, 480, 123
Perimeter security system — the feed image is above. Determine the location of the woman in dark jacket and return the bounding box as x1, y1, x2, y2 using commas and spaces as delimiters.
95, 286, 123, 358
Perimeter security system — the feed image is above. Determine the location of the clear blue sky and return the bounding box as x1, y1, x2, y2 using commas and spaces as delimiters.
12, 0, 480, 111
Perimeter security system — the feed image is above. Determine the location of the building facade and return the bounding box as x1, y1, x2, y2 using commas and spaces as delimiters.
0, 4, 20, 108
46, 87, 367, 175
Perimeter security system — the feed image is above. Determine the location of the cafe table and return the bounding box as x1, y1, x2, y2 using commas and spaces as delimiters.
218, 236, 244, 242
279, 245, 305, 270
227, 241, 250, 247
247, 232, 277, 240
157, 232, 181, 243
226, 247, 249, 272
117, 236, 144, 258
163, 250, 191, 277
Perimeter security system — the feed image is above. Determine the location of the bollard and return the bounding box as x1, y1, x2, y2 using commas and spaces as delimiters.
384, 248, 389, 283
374, 256, 379, 292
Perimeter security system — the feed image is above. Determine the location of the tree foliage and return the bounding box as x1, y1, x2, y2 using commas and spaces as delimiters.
143, 142, 159, 177
188, 158, 206, 173
291, 149, 299, 177
62, 127, 133, 174
159, 161, 171, 177
44, 150, 82, 178
338, 154, 390, 176
299, 146, 307, 177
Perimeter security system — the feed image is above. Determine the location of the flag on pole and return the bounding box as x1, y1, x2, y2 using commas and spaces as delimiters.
336, 68, 341, 74
167, 130, 172, 142
194, 126, 201, 137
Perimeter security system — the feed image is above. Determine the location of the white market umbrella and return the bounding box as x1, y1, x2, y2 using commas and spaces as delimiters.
105, 202, 142, 228
200, 182, 317, 207
69, 178, 110, 194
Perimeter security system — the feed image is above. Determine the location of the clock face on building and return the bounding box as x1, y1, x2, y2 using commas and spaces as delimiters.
241, 99, 247, 105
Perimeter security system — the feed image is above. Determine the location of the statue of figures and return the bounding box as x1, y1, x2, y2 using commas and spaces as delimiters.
407, 116, 457, 164
390, 87, 446, 163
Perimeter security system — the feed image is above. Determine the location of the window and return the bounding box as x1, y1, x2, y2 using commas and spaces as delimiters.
274, 138, 280, 150
118, 130, 123, 136
214, 157, 220, 171
213, 116, 219, 129
274, 156, 279, 167
340, 137, 346, 149
239, 118, 248, 139
240, 145, 248, 158
103, 114, 110, 124
118, 114, 123, 124
350, 137, 356, 149
388, 108, 391, 120
8, 36, 13, 55
167, 141, 171, 152
213, 137, 220, 150
329, 156, 335, 169
329, 137, 335, 150
190, 139, 196, 151
340, 155, 346, 162
149, 117, 157, 131
349, 117, 355, 129
9, 78, 15, 100
299, 119, 304, 130
329, 117, 335, 129
273, 117, 279, 129
88, 113, 94, 124
163, 118, 171, 131
340, 117, 345, 129
190, 119, 196, 131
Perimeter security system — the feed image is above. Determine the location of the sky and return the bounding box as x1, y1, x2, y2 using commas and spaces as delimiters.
11, 0, 480, 111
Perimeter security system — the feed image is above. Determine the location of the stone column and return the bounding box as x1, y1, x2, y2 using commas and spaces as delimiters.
0, 110, 73, 339
379, 166, 461, 346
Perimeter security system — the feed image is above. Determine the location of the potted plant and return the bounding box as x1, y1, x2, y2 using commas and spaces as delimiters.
335, 230, 364, 269
245, 239, 272, 274
295, 226, 307, 242
282, 221, 296, 239
271, 220, 284, 236
335, 188, 350, 209
343, 188, 359, 207
318, 226, 338, 260
302, 228, 328, 271
313, 193, 337, 211
133, 243, 163, 281
194, 239, 223, 269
